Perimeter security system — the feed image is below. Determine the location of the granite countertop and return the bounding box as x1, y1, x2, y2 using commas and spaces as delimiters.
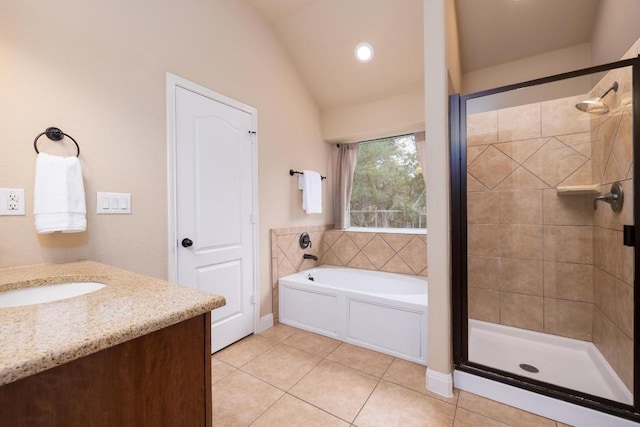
0, 260, 225, 386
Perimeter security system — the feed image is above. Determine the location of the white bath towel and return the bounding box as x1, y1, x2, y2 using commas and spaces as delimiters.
34, 153, 87, 233
298, 170, 322, 214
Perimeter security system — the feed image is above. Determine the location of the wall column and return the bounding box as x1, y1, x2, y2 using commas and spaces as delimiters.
424, 0, 454, 397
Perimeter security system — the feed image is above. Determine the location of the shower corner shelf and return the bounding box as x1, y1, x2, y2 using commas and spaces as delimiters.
556, 184, 600, 196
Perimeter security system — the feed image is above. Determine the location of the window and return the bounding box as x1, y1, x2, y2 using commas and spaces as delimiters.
349, 134, 426, 231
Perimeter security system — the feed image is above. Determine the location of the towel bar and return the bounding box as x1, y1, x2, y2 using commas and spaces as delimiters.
289, 169, 326, 180
34, 127, 80, 157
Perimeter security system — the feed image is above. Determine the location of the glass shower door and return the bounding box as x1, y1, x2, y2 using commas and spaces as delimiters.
452, 58, 639, 415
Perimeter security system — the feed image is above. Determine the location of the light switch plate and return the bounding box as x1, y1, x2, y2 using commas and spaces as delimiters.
0, 188, 25, 216
97, 192, 131, 214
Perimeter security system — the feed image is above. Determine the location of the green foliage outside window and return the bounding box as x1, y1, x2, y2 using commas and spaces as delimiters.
349, 134, 426, 229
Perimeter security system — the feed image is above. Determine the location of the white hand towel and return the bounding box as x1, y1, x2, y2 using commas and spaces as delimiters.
298, 170, 322, 214
34, 153, 87, 234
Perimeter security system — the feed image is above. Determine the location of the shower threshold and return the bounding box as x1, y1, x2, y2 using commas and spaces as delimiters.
468, 320, 632, 405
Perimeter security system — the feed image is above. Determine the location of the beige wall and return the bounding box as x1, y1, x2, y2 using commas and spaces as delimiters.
0, 0, 333, 318
425, 0, 453, 379
591, 0, 640, 67
445, 0, 462, 93
321, 86, 424, 143
462, 43, 592, 95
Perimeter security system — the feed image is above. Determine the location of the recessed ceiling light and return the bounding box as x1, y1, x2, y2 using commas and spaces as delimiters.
354, 42, 374, 63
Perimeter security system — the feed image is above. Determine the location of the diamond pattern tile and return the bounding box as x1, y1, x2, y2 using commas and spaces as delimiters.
603, 153, 625, 184
592, 113, 622, 182
523, 138, 588, 187
347, 252, 376, 270
381, 233, 413, 252
332, 234, 360, 265
398, 237, 428, 274
285, 240, 305, 270
467, 173, 489, 192
468, 146, 519, 189
278, 256, 296, 278
495, 167, 549, 191
322, 230, 342, 247
347, 232, 375, 249
559, 161, 591, 186
467, 145, 488, 165
494, 138, 546, 163
362, 235, 396, 269
556, 132, 593, 157
277, 234, 297, 253
321, 248, 342, 266
611, 108, 633, 178
380, 254, 413, 275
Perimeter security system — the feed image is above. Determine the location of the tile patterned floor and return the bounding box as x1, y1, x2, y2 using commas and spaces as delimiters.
212, 324, 568, 426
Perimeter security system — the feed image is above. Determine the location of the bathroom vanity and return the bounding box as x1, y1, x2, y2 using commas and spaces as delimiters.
0, 261, 225, 426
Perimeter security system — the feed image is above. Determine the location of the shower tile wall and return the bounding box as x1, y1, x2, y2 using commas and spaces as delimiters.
590, 64, 634, 392
467, 51, 636, 392
467, 94, 595, 341
270, 226, 427, 322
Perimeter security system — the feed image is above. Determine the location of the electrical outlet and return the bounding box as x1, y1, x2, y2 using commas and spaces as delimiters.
0, 188, 25, 216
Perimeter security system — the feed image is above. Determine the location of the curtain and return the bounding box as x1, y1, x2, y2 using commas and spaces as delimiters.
414, 131, 427, 188
333, 143, 359, 229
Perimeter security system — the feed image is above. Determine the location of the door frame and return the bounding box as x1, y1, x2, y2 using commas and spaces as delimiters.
166, 72, 260, 334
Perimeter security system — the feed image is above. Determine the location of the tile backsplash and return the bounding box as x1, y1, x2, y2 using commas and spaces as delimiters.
270, 225, 427, 322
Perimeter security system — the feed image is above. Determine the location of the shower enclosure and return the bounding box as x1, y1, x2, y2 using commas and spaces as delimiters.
451, 56, 640, 421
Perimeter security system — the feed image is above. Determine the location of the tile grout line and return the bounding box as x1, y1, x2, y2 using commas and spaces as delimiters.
348, 367, 388, 425
286, 340, 368, 425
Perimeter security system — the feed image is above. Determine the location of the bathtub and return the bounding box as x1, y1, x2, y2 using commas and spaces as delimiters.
278, 266, 428, 365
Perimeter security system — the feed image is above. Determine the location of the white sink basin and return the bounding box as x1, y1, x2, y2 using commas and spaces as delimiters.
0, 282, 106, 308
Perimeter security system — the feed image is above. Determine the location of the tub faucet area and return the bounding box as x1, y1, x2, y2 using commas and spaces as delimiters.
303, 253, 318, 261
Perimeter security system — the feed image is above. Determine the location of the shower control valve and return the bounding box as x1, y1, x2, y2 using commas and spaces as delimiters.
593, 182, 623, 213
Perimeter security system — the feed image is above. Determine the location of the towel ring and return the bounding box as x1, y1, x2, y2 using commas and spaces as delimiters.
34, 127, 80, 157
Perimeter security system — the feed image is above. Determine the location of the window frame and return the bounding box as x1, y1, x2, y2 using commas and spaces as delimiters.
347, 133, 427, 233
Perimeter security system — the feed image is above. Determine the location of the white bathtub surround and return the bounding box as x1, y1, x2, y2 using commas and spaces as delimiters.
279, 266, 428, 364
468, 320, 632, 404
454, 371, 638, 427
270, 226, 428, 324
426, 368, 454, 398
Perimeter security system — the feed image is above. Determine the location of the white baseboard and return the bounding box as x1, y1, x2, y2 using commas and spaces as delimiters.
454, 370, 638, 427
256, 314, 274, 333
426, 368, 454, 398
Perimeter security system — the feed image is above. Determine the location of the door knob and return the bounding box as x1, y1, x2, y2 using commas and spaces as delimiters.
181, 238, 193, 248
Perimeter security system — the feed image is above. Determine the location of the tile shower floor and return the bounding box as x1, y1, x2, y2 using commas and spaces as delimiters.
212, 324, 570, 426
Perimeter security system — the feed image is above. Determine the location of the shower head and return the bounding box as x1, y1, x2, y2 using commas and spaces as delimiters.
575, 81, 619, 114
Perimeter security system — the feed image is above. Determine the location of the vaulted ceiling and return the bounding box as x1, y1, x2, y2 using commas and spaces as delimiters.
246, 0, 602, 110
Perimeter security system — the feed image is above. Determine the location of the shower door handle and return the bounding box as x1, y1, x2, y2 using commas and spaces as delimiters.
623, 225, 635, 247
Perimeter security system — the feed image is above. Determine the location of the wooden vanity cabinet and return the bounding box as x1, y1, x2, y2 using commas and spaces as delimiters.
0, 313, 212, 426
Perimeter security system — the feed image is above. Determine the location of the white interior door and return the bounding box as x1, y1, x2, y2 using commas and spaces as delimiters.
174, 85, 256, 353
